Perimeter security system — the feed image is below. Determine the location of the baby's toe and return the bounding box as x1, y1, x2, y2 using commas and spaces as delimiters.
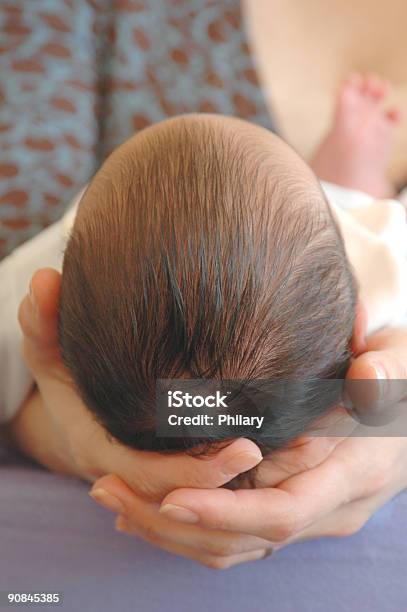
364, 73, 387, 100
336, 73, 363, 110
385, 107, 402, 124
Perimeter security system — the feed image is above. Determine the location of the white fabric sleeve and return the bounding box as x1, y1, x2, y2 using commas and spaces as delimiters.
320, 180, 376, 210
0, 191, 81, 424
320, 180, 407, 332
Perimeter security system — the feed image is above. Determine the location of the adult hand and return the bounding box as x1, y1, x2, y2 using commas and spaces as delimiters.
11, 267, 262, 499
95, 326, 407, 565
16, 270, 407, 567
159, 327, 407, 545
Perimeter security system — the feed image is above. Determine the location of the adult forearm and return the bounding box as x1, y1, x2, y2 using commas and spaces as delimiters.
2, 387, 82, 477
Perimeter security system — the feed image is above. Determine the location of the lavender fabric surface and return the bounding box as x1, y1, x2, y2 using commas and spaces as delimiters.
1, 446, 406, 612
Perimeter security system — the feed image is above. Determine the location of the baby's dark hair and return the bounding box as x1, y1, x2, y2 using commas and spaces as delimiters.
58, 115, 357, 454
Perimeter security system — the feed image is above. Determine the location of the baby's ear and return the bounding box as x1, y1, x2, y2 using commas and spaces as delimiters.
351, 300, 368, 356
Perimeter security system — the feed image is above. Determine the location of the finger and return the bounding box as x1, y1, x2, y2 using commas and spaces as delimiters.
267, 437, 407, 550
90, 474, 273, 556
159, 453, 352, 540
245, 432, 344, 488
247, 405, 357, 489
18, 268, 61, 340
115, 516, 270, 569
277, 486, 394, 548
346, 326, 407, 410
364, 327, 407, 367
272, 504, 364, 549
18, 268, 63, 373
351, 300, 368, 356
345, 344, 407, 423
109, 437, 263, 496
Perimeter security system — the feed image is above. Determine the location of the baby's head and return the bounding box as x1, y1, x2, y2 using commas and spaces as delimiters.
59, 114, 357, 453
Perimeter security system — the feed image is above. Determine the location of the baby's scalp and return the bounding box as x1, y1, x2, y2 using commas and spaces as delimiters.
58, 114, 357, 453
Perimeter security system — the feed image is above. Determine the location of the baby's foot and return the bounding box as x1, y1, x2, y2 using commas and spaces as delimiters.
311, 73, 402, 198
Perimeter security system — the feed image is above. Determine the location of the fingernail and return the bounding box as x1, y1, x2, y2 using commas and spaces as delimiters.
115, 516, 129, 532
159, 504, 199, 524
222, 451, 262, 477
29, 281, 37, 311
372, 363, 386, 380
89, 488, 124, 513
372, 364, 388, 402
341, 385, 354, 411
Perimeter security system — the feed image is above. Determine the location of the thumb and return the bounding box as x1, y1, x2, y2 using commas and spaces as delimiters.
18, 267, 64, 375
345, 347, 407, 425
107, 437, 263, 500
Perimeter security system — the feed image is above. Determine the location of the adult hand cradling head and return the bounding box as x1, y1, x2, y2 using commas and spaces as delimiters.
9, 267, 407, 569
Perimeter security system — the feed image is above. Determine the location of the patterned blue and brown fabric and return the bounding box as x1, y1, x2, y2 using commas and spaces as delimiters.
0, 0, 274, 260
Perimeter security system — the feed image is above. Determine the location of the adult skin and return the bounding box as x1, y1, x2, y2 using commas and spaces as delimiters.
5, 268, 407, 569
